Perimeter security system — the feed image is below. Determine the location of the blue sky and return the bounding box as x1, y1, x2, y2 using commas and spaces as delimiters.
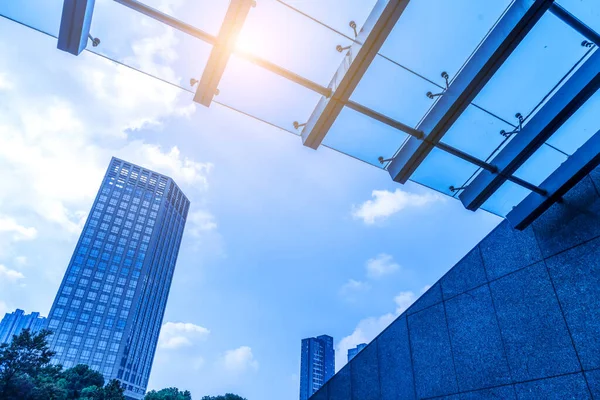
0, 1, 525, 399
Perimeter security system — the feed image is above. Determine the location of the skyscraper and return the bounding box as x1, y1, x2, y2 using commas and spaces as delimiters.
46, 157, 190, 400
0, 309, 47, 344
347, 343, 367, 362
299, 335, 335, 400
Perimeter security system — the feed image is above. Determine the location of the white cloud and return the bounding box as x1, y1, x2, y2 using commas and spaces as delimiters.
336, 290, 419, 370
352, 189, 443, 224
0, 72, 12, 91
0, 216, 37, 241
158, 322, 210, 350
394, 291, 417, 315
366, 253, 399, 279
188, 210, 218, 234
192, 356, 205, 370
0, 15, 213, 236
0, 301, 8, 317
220, 346, 259, 374
340, 279, 370, 293
14, 256, 27, 266
336, 313, 395, 371
0, 265, 25, 283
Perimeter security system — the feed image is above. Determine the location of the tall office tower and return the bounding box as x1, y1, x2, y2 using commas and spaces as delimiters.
0, 309, 47, 344
46, 157, 190, 400
299, 335, 335, 400
347, 343, 367, 362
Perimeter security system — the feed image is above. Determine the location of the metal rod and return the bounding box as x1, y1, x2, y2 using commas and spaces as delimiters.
114, 0, 217, 45
345, 101, 423, 139
234, 51, 332, 97
436, 142, 498, 173
549, 3, 600, 45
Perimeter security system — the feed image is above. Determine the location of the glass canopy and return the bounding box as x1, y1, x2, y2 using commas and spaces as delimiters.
2, 0, 599, 223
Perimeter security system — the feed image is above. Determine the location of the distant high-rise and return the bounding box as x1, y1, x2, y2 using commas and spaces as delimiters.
46, 157, 190, 400
347, 343, 367, 362
0, 309, 47, 344
299, 335, 335, 400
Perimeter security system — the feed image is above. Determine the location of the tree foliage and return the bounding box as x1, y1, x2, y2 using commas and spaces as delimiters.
145, 387, 192, 400
0, 329, 124, 399
200, 394, 247, 400
0, 329, 244, 400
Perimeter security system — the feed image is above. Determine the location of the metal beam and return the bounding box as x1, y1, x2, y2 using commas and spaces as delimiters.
193, 0, 254, 106
300, 0, 411, 149
387, 0, 553, 184
549, 3, 600, 46
57, 0, 96, 55
507, 128, 600, 230
460, 50, 600, 211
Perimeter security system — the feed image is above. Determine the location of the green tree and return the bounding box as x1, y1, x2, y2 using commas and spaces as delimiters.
200, 394, 247, 400
60, 364, 105, 398
0, 328, 62, 400
145, 387, 192, 400
0, 329, 125, 400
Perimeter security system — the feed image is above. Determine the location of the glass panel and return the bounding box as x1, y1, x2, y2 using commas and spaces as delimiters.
547, 88, 600, 155
556, 0, 600, 34
411, 147, 480, 196
322, 106, 408, 168
0, 0, 62, 36
351, 56, 440, 128
380, 0, 512, 86
276, 0, 377, 37
217, 54, 322, 130
474, 12, 588, 123
513, 145, 568, 186
440, 105, 514, 161
237, 0, 354, 86
139, 0, 230, 37
482, 180, 531, 217
91, 0, 213, 89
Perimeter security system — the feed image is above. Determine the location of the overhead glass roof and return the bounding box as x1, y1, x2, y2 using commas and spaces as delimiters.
2, 0, 600, 227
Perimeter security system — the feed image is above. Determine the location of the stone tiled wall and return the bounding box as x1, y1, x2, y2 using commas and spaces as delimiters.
312, 169, 600, 399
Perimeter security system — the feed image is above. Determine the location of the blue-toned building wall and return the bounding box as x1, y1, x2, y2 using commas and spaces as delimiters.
300, 335, 335, 400
46, 157, 189, 400
0, 309, 47, 344
311, 168, 600, 399
347, 343, 367, 362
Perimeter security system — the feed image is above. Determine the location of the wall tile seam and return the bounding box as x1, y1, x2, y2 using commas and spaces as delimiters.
590, 173, 600, 197
419, 369, 593, 400
405, 314, 420, 400
535, 234, 594, 398
441, 298, 461, 394
537, 230, 600, 261
484, 280, 517, 386
408, 257, 543, 319
375, 339, 383, 400
440, 245, 486, 302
